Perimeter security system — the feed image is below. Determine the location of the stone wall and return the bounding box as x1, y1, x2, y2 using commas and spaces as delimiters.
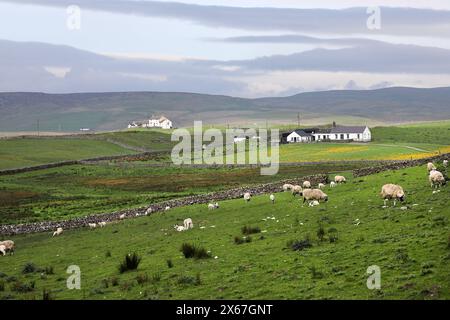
0, 174, 327, 236
353, 153, 450, 177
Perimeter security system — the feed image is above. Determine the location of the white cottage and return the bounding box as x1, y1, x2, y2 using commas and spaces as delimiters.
327, 126, 371, 142
286, 130, 313, 143
128, 116, 173, 129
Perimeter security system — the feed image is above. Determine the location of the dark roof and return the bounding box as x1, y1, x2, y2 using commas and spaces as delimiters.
315, 129, 331, 134
281, 132, 291, 138
293, 130, 312, 137
302, 128, 320, 134
330, 126, 367, 134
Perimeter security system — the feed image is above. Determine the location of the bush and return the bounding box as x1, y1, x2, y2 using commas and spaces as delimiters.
167, 259, 174, 268
11, 281, 35, 293
22, 262, 39, 274
136, 273, 149, 286
42, 289, 53, 300
234, 236, 252, 245
181, 243, 211, 259
241, 226, 261, 235
288, 236, 312, 251
119, 253, 142, 273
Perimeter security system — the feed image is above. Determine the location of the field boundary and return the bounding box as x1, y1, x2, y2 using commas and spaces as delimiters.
0, 174, 327, 236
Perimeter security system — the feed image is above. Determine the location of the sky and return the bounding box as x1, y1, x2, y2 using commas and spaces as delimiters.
1, 0, 450, 97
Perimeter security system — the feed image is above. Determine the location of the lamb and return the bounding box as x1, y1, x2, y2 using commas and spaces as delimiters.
335, 175, 347, 184
165, 206, 171, 211
444, 160, 448, 167
282, 183, 294, 191
330, 181, 336, 188
309, 200, 320, 207
302, 189, 328, 204
183, 218, 194, 229
208, 203, 219, 210
302, 181, 311, 188
427, 162, 436, 172
52, 227, 63, 237
270, 194, 275, 204
318, 183, 325, 189
429, 170, 446, 188
244, 192, 251, 202
291, 185, 303, 197
0, 245, 5, 256
119, 214, 126, 220
174, 225, 186, 232
380, 184, 405, 206
88, 223, 97, 229
0, 240, 15, 255
98, 222, 107, 228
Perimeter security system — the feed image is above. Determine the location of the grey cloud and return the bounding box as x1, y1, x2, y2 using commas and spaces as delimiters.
5, 0, 450, 36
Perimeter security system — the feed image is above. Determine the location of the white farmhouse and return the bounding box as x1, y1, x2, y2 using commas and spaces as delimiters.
128, 116, 173, 129
286, 130, 313, 143
327, 126, 371, 142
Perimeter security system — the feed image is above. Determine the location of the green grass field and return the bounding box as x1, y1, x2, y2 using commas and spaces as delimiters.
0, 165, 448, 300
0, 138, 135, 170
0, 163, 373, 225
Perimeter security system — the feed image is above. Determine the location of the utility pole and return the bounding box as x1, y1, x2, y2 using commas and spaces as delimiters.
37, 119, 40, 136
297, 113, 301, 128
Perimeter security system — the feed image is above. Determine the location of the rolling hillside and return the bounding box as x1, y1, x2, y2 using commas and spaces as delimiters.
1, 87, 450, 131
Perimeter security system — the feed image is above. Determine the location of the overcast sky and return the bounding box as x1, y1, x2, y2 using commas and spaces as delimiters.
1, 0, 450, 97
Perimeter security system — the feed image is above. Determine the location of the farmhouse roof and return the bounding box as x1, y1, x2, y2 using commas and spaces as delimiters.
293, 129, 312, 137
330, 126, 367, 134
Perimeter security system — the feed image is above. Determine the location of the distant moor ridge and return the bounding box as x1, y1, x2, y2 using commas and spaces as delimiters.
1, 86, 450, 131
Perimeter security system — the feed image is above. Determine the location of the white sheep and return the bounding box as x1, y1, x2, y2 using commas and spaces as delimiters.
165, 206, 171, 211
330, 181, 336, 188
184, 218, 194, 229
244, 192, 251, 202
0, 240, 15, 255
429, 170, 446, 188
302, 181, 311, 188
291, 185, 303, 197
0, 245, 5, 256
174, 225, 186, 232
309, 200, 320, 207
88, 223, 97, 229
318, 183, 325, 189
208, 203, 219, 210
427, 162, 436, 172
302, 189, 328, 204
444, 160, 448, 167
282, 184, 293, 191
380, 184, 405, 206
98, 222, 107, 228
270, 194, 275, 204
145, 207, 153, 215
335, 175, 347, 184
52, 227, 63, 237
119, 214, 126, 220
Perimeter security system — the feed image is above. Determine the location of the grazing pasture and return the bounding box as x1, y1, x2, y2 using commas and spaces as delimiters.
0, 165, 448, 300
0, 163, 370, 225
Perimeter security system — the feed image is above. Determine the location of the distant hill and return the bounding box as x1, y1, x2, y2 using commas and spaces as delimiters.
1, 87, 450, 131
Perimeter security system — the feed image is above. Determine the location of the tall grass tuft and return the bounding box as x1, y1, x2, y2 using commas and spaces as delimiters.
181, 243, 211, 259
241, 226, 261, 235
119, 253, 142, 273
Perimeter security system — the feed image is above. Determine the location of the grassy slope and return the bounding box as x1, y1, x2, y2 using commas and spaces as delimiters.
95, 130, 175, 152
0, 165, 448, 300
0, 163, 371, 225
0, 138, 135, 170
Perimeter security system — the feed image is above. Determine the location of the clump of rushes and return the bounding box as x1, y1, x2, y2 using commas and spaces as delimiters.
119, 253, 141, 273
241, 226, 261, 235
181, 243, 211, 259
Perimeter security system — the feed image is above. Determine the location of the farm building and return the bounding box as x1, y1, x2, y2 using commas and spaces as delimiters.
285, 126, 371, 143
128, 116, 173, 129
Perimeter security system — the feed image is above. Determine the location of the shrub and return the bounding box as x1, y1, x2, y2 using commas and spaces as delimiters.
178, 274, 201, 286
288, 236, 312, 251
234, 236, 252, 245
167, 259, 174, 268
11, 281, 35, 293
136, 273, 149, 285
241, 226, 261, 235
308, 266, 324, 279
119, 253, 142, 273
181, 243, 211, 259
317, 224, 326, 242
42, 289, 53, 300
22, 262, 39, 274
